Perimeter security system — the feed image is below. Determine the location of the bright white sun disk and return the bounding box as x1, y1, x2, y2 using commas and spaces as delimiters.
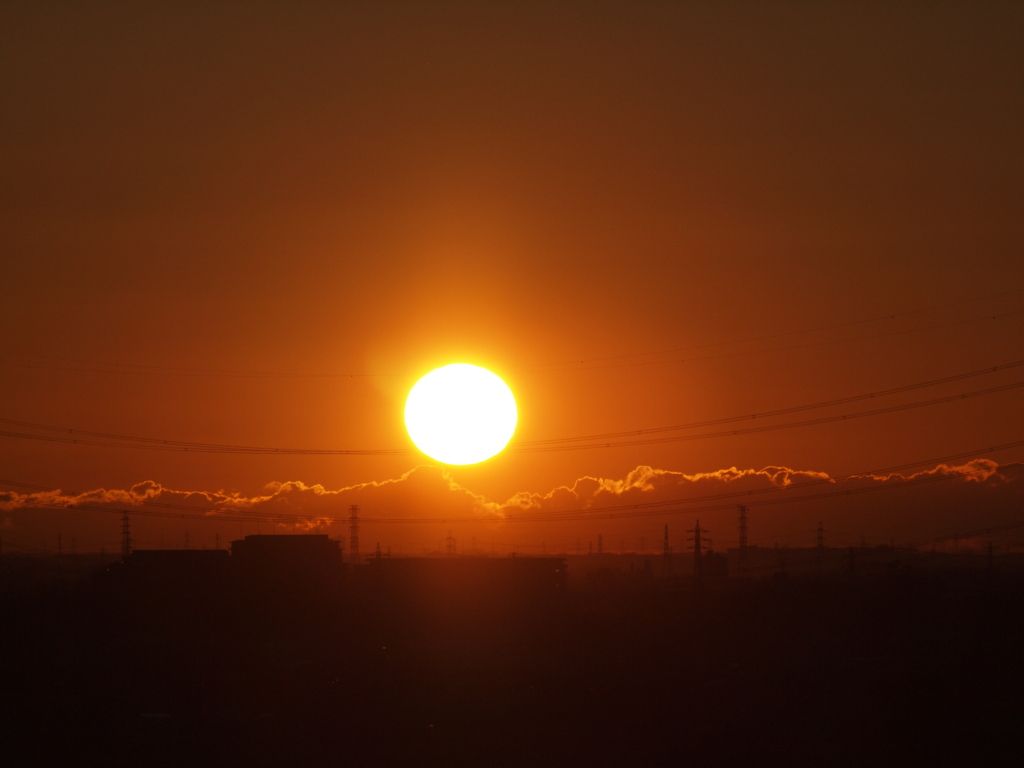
404, 364, 517, 465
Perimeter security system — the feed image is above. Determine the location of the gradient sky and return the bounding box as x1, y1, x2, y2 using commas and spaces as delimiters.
2, 2, 1023, 553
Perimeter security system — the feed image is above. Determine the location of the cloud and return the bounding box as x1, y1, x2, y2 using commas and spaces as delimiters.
1, 459, 1021, 554
495, 464, 837, 516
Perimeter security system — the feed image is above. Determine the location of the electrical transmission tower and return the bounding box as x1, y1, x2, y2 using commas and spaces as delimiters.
349, 505, 360, 565
445, 530, 456, 557
688, 520, 709, 590
121, 510, 133, 561
662, 524, 672, 577
816, 522, 825, 576
738, 505, 749, 578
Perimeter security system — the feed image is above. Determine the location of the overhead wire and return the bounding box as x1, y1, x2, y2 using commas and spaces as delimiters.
522, 308, 1024, 373
1, 287, 1022, 378
520, 359, 1024, 447
3, 438, 1021, 527
740, 515, 1024, 575
500, 439, 1024, 522
540, 286, 1024, 367
508, 465, 991, 524
1, 359, 1022, 456
516, 380, 1024, 452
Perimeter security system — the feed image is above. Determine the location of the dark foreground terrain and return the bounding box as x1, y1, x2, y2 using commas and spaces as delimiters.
2, 562, 1022, 767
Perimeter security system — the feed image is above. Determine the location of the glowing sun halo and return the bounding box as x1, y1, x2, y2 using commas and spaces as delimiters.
404, 364, 518, 465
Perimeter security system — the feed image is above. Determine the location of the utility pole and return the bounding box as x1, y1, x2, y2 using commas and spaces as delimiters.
121, 511, 133, 561
738, 505, 749, 578
349, 505, 360, 565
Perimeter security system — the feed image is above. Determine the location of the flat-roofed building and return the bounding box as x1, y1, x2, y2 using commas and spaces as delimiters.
357, 555, 567, 606
230, 534, 345, 598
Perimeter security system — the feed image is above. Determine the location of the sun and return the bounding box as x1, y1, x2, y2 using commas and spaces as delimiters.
404, 363, 518, 465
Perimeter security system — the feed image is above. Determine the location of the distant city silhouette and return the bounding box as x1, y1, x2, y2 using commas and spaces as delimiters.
3, 522, 1024, 766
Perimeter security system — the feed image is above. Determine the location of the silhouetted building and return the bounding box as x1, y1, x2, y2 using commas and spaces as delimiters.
357, 556, 567, 605
119, 548, 230, 583
127, 548, 228, 568
230, 534, 345, 597
101, 549, 231, 603
700, 550, 728, 584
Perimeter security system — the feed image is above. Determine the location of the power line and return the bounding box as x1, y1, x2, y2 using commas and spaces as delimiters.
504, 439, 1024, 522
541, 287, 1024, 368
5, 440, 1022, 523
3, 439, 1021, 527
2, 287, 1022, 378
1, 360, 1022, 457
509, 469, 989, 524
0, 425, 409, 455
516, 380, 1024, 453
521, 309, 1024, 374
0, 540, 56, 554
520, 359, 1024, 447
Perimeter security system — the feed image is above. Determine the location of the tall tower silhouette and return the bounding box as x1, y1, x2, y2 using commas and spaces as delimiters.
689, 520, 708, 590
120, 510, 133, 561
737, 505, 749, 578
348, 505, 360, 565
662, 524, 672, 577
816, 522, 825, 576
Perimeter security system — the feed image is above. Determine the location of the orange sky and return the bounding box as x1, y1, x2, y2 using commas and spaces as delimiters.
2, 3, 1023, 553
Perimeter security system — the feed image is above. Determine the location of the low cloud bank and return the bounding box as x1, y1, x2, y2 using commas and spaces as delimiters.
2, 460, 1021, 553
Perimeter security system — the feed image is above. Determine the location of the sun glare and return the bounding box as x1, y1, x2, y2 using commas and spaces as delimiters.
404, 364, 518, 465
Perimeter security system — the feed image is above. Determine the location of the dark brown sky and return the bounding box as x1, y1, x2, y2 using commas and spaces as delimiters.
2, 2, 1023, 552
